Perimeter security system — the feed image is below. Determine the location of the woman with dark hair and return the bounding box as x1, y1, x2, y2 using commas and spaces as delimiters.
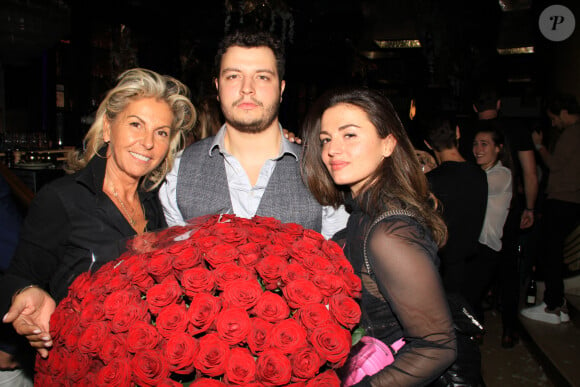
468, 125, 514, 342
301, 87, 456, 386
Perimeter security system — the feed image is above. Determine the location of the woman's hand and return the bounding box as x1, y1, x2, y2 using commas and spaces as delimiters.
2, 286, 56, 358
415, 150, 437, 173
283, 128, 302, 144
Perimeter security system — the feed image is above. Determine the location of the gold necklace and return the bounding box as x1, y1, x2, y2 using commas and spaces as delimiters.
110, 182, 137, 226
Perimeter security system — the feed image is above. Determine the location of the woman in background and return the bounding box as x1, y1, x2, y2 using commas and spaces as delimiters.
301, 87, 456, 386
1, 68, 196, 359
467, 126, 514, 344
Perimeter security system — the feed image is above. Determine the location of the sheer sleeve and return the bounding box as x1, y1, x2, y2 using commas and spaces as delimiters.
360, 217, 456, 386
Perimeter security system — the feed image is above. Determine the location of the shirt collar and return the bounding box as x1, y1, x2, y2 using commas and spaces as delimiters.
209, 123, 299, 161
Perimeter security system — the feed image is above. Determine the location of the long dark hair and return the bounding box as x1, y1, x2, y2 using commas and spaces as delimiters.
301, 87, 447, 247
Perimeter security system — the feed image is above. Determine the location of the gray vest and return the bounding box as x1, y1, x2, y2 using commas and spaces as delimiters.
176, 137, 323, 231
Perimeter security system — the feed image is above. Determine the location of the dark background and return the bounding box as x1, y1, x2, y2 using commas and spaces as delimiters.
1, 0, 579, 147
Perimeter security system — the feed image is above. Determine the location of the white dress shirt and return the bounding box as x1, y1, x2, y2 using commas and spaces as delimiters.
479, 161, 512, 252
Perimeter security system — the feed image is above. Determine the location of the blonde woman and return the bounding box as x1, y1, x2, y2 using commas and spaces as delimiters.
1, 68, 195, 359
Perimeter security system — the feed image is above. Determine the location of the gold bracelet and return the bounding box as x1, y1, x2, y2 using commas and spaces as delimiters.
12, 284, 41, 303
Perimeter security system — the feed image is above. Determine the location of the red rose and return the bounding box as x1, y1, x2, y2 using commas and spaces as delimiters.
321, 239, 346, 262
256, 349, 292, 386
126, 259, 155, 292
332, 256, 356, 274
130, 348, 169, 387
99, 333, 128, 364
63, 325, 83, 350
222, 279, 263, 310
163, 332, 198, 374
270, 319, 308, 354
78, 321, 109, 356
78, 300, 105, 328
253, 292, 290, 323
126, 321, 160, 353
282, 279, 323, 309
301, 255, 335, 276
312, 273, 345, 299
253, 216, 282, 230
158, 378, 184, 387
238, 242, 263, 267
105, 270, 131, 293
190, 378, 227, 386
301, 229, 325, 247
194, 333, 230, 377
214, 262, 254, 290
225, 347, 257, 385
280, 222, 305, 237
205, 243, 240, 268
110, 301, 148, 333
295, 303, 333, 332
65, 350, 91, 382
103, 288, 141, 320
247, 227, 271, 244
305, 369, 341, 386
147, 250, 175, 282
289, 240, 323, 263
309, 324, 351, 367
170, 241, 202, 276
156, 303, 188, 339
211, 221, 249, 244
281, 263, 310, 285
95, 358, 132, 387
181, 267, 216, 296
290, 345, 322, 381
195, 235, 222, 251
146, 277, 183, 315
68, 271, 93, 301
216, 307, 252, 345
187, 293, 222, 335
340, 271, 362, 299
247, 317, 273, 355
262, 243, 289, 259
328, 294, 361, 330
255, 254, 287, 290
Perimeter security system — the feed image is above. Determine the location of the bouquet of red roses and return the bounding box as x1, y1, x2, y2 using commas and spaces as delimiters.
34, 214, 362, 386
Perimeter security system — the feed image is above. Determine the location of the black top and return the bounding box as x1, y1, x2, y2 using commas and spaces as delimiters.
1, 154, 167, 312
339, 195, 456, 386
427, 161, 488, 292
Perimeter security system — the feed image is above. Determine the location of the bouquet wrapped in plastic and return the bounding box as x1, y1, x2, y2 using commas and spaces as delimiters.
35, 214, 362, 386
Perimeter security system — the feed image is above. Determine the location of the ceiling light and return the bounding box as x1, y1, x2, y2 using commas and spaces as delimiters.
497, 46, 534, 55
374, 40, 421, 49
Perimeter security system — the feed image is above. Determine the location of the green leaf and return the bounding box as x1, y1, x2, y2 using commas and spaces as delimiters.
352, 327, 366, 346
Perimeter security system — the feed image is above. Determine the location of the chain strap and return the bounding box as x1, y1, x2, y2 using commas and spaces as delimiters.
363, 209, 417, 277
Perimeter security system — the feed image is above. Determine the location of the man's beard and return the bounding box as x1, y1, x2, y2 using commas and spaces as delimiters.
224, 98, 280, 134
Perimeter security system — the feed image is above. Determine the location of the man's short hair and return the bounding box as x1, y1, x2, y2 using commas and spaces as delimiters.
546, 93, 580, 115
474, 86, 499, 112
214, 30, 286, 81
420, 115, 458, 152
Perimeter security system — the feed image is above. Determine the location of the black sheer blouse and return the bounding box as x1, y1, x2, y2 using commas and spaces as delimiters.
340, 197, 456, 386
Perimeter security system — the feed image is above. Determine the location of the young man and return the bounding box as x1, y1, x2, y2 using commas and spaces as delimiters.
521, 94, 580, 324
159, 30, 347, 238
422, 116, 488, 297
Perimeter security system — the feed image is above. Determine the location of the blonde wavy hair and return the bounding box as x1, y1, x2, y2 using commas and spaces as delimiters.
67, 68, 196, 190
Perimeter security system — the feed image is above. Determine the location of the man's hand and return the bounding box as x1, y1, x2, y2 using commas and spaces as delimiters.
0, 350, 19, 370
2, 286, 56, 359
520, 209, 534, 229
283, 128, 302, 144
